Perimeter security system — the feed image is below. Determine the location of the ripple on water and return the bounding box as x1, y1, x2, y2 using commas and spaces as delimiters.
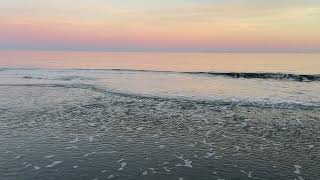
46, 161, 63, 168
0, 76, 320, 180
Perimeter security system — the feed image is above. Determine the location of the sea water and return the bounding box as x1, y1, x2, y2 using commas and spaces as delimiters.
0, 52, 319, 180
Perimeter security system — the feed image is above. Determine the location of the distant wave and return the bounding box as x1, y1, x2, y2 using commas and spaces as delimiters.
22, 76, 43, 80
22, 75, 95, 81
2, 68, 320, 82
106, 69, 320, 82
185, 72, 320, 82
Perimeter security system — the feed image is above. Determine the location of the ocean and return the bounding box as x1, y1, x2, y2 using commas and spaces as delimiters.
0, 52, 319, 180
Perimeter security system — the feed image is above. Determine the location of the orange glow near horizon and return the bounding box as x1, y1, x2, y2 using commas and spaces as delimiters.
1, 51, 320, 74
0, 0, 320, 51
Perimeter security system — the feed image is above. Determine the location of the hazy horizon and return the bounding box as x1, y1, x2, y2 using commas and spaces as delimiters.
1, 49, 320, 53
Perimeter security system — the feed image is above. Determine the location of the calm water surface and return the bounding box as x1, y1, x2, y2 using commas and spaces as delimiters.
1, 51, 320, 74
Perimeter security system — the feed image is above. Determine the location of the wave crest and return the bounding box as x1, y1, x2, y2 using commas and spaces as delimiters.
186, 72, 320, 82
107, 69, 320, 82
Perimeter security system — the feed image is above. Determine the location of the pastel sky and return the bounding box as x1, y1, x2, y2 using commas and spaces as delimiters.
0, 0, 320, 52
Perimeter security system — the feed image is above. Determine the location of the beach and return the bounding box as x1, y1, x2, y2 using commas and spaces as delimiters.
2, 0, 320, 179
1, 64, 320, 180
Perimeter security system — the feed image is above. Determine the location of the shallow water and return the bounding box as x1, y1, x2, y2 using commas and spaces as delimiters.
0, 68, 320, 180
1, 69, 320, 108
0, 52, 320, 179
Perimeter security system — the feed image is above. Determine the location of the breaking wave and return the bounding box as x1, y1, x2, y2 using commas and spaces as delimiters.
185, 72, 320, 82
73, 69, 320, 82
2, 68, 320, 82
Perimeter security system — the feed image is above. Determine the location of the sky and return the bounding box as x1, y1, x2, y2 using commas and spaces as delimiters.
0, 0, 320, 52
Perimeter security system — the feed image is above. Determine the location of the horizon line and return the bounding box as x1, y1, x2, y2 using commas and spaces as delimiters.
1, 48, 320, 54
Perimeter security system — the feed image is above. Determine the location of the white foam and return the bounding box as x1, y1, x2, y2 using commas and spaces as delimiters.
186, 143, 196, 147
107, 151, 117, 154
137, 127, 144, 131
84, 152, 97, 157
241, 122, 248, 128
203, 139, 215, 146
142, 171, 148, 175
240, 170, 253, 178
184, 159, 192, 168
46, 161, 63, 168
65, 145, 78, 150
205, 152, 216, 158
294, 165, 302, 175
176, 155, 192, 168
206, 131, 212, 137
163, 167, 171, 172
214, 156, 223, 159
107, 175, 115, 179
34, 166, 41, 170
117, 158, 124, 162
88, 122, 96, 127
73, 165, 79, 169
148, 168, 156, 173
296, 176, 304, 180
45, 155, 55, 158
118, 162, 127, 171
104, 127, 112, 132
307, 145, 314, 149
152, 134, 159, 138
